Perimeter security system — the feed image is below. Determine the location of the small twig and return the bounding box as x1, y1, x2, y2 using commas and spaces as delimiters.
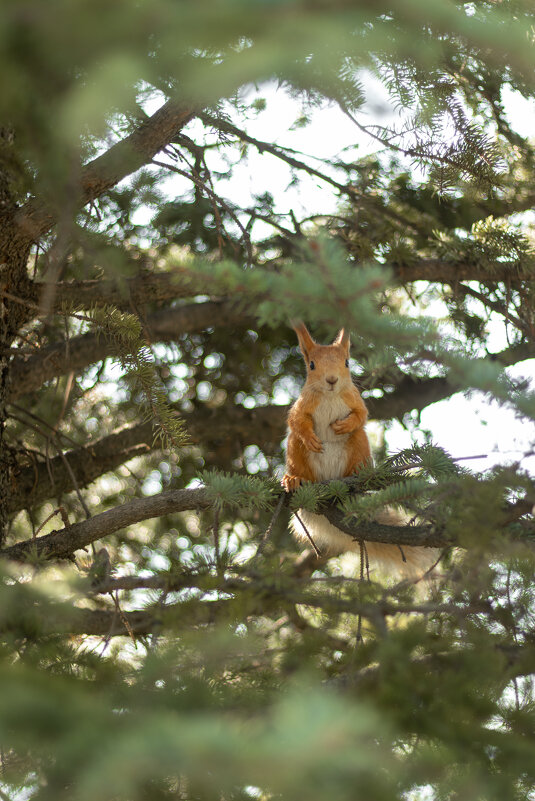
0, 288, 93, 324
212, 506, 221, 571
151, 158, 254, 267
254, 493, 285, 559
294, 510, 322, 558
389, 548, 447, 595
32, 507, 68, 540
357, 541, 364, 644
55, 446, 91, 520
111, 590, 136, 643
52, 371, 75, 434
10, 402, 80, 449
363, 540, 370, 581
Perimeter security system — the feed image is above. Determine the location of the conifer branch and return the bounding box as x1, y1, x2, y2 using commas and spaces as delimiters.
9, 338, 535, 514
9, 405, 286, 514
29, 272, 199, 311
3, 477, 533, 564
9, 299, 251, 402
13, 101, 196, 244
1, 488, 212, 562
27, 254, 535, 323
8, 423, 154, 515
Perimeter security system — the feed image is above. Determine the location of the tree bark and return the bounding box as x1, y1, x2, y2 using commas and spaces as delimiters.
13, 101, 196, 245
9, 299, 252, 402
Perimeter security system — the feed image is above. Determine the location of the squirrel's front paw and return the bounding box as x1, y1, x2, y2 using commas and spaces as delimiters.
331, 416, 354, 435
282, 474, 303, 492
302, 431, 323, 453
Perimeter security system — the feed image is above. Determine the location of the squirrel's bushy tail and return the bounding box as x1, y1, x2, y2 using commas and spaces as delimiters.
291, 507, 438, 579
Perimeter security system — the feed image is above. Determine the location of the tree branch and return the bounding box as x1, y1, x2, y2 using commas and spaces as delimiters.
9, 423, 153, 515
9, 299, 252, 402
12, 284, 532, 410
10, 341, 534, 514
9, 403, 287, 514
68, 601, 227, 637
392, 258, 535, 284
1, 487, 212, 562
27, 253, 535, 322
3, 471, 533, 564
28, 270, 208, 312
365, 375, 454, 420
318, 504, 445, 548
13, 101, 196, 244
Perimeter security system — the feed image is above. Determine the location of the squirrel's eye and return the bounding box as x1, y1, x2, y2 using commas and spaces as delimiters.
345, 359, 349, 368
309, 361, 315, 370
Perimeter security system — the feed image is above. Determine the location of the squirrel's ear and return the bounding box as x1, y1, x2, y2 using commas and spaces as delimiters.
292, 321, 316, 361
333, 328, 350, 352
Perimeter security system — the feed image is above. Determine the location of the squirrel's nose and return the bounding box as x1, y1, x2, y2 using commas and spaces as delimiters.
326, 376, 338, 386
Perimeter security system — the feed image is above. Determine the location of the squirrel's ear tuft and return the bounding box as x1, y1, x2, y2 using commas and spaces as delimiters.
333, 328, 350, 352
292, 321, 316, 362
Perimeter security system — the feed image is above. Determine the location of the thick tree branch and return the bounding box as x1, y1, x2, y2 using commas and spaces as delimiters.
9, 299, 252, 402
12, 282, 532, 410
13, 101, 196, 245
28, 271, 206, 312
3, 474, 533, 564
15, 600, 228, 638
68, 602, 226, 637
9, 423, 154, 515
365, 375, 454, 420
338, 642, 535, 691
9, 343, 534, 514
393, 258, 535, 283
29, 256, 535, 320
318, 505, 445, 548
10, 403, 286, 514
1, 487, 212, 562
6, 382, 459, 516
24, 574, 535, 647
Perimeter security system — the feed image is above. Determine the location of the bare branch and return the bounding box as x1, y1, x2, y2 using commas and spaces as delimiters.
1, 487, 212, 562
318, 504, 444, 548
43, 602, 227, 637
9, 423, 153, 515
392, 258, 535, 284
3, 468, 533, 564
365, 375, 454, 420
343, 643, 535, 690
13, 101, 196, 245
28, 270, 209, 312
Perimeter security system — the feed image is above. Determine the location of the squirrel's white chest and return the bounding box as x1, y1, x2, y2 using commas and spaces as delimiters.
309, 394, 350, 481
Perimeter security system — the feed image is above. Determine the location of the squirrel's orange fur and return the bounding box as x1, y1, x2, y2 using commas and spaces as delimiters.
283, 323, 435, 577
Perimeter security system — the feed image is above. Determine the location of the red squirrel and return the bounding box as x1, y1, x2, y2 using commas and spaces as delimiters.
282, 323, 434, 576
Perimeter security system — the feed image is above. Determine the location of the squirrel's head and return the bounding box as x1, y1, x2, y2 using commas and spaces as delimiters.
293, 322, 352, 394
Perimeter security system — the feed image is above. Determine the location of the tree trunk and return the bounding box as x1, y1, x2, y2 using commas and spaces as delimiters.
0, 153, 33, 543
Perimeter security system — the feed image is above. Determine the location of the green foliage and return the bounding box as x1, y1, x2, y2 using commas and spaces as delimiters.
85, 303, 187, 448
169, 236, 436, 351
200, 469, 277, 511
385, 443, 461, 479
343, 476, 433, 520
435, 215, 535, 275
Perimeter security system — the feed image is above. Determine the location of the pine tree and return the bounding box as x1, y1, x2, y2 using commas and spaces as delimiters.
0, 1, 535, 799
